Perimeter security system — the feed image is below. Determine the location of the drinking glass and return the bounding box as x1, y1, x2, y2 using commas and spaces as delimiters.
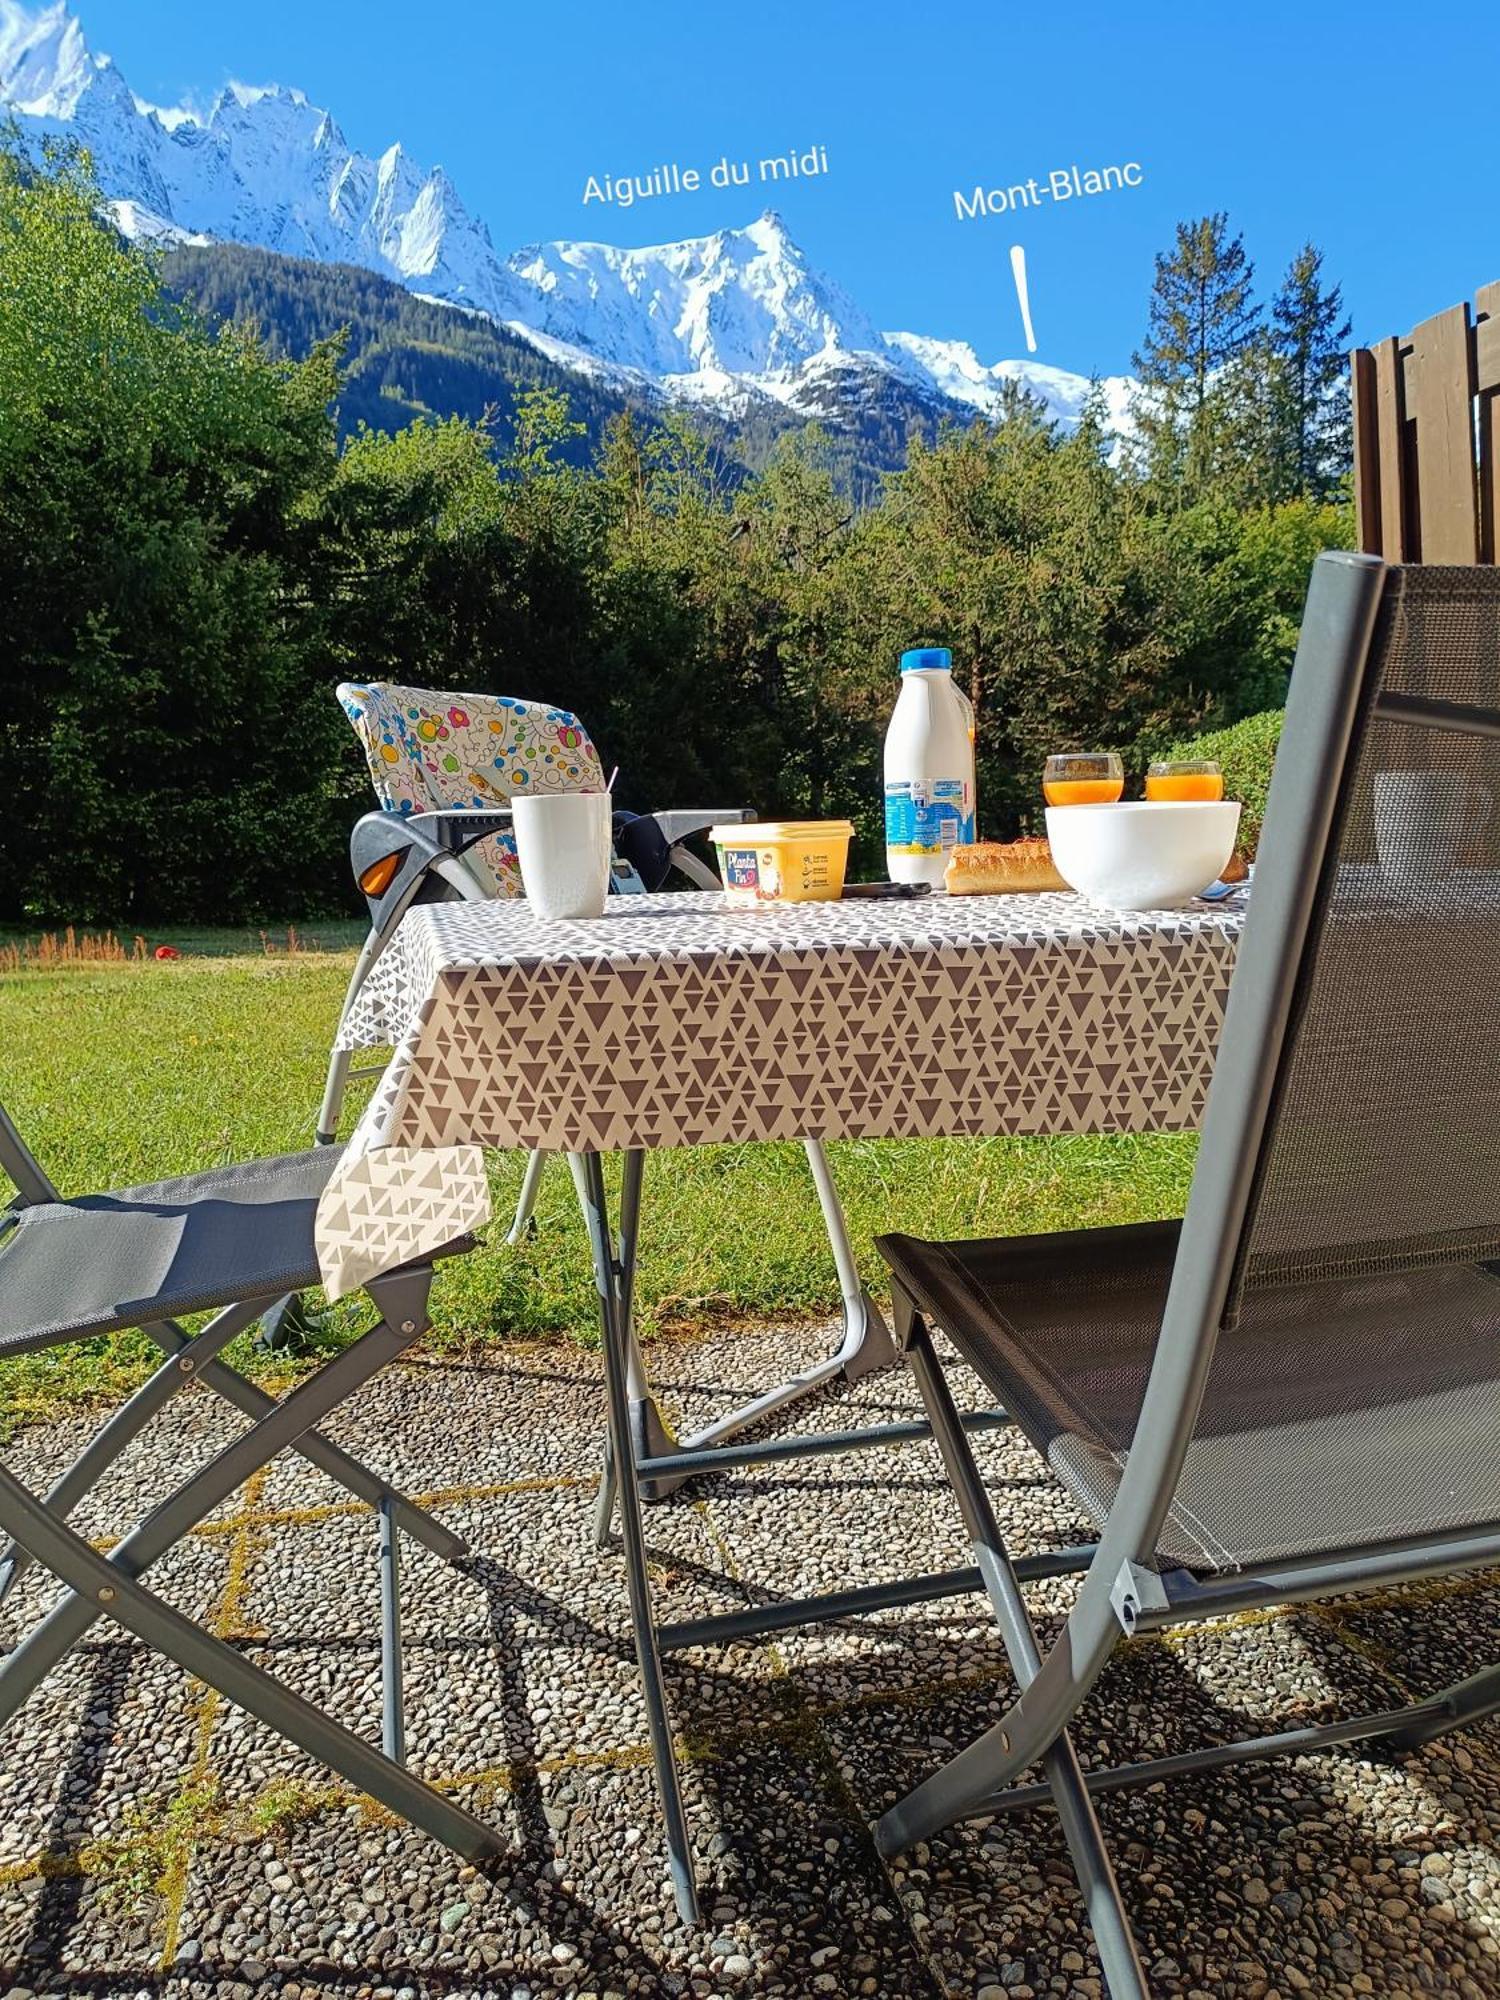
1145, 758, 1224, 803
1043, 752, 1124, 807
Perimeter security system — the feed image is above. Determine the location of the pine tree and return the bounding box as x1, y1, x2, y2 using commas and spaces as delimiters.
1267, 243, 1352, 500
1131, 213, 1261, 502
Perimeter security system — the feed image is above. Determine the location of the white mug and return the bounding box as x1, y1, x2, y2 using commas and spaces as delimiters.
512, 791, 612, 920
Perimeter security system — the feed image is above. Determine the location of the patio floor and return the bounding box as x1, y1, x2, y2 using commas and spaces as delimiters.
3, 1324, 1500, 2000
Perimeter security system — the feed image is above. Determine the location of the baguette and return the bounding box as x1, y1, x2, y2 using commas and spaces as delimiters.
945, 837, 1069, 895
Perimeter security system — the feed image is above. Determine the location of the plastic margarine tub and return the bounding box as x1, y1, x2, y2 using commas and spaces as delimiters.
710, 821, 854, 904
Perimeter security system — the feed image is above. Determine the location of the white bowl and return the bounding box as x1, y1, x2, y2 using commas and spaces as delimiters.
1045, 801, 1242, 910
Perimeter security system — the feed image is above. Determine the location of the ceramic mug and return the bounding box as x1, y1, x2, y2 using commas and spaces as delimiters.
512, 791, 612, 920
1373, 770, 1493, 892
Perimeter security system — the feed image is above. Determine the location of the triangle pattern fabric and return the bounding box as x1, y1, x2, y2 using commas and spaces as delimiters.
316, 1144, 490, 1300
332, 891, 1242, 1158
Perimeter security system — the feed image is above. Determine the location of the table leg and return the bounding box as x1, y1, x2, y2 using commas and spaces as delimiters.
575, 1149, 700, 1926
566, 1155, 680, 1532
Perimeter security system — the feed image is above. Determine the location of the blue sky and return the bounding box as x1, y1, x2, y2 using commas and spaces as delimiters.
87, 0, 1496, 378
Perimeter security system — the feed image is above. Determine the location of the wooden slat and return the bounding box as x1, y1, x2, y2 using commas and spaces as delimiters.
1351, 347, 1382, 553
1406, 302, 1479, 564
1476, 282, 1500, 565
1373, 335, 1413, 561
1476, 281, 1500, 392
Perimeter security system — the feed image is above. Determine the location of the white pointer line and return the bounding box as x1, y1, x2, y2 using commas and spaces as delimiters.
1009, 243, 1037, 354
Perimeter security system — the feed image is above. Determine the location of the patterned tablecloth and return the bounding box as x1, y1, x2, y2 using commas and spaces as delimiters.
317, 889, 1243, 1293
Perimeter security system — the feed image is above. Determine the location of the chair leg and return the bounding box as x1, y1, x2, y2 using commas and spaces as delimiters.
566, 1151, 682, 1520
888, 1323, 1149, 2000
378, 1495, 406, 1764
317, 920, 393, 1145
801, 1138, 895, 1385
0, 1297, 267, 1606
506, 1150, 549, 1245
317, 1045, 355, 1148
140, 1318, 466, 1563
0, 1459, 500, 1863
1384, 1660, 1500, 1749
0, 1275, 436, 1728
592, 1436, 618, 1551
620, 1142, 895, 1495
576, 1150, 700, 1926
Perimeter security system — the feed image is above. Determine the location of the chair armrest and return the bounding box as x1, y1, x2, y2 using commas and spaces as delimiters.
613, 809, 750, 893
349, 810, 506, 926
405, 807, 513, 857
648, 809, 752, 844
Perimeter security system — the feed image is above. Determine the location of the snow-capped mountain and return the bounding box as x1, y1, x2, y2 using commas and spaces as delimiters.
0, 0, 1136, 436
0, 0, 521, 311
506, 212, 885, 383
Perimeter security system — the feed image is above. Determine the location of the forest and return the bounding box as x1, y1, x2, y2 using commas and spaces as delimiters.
0, 144, 1353, 924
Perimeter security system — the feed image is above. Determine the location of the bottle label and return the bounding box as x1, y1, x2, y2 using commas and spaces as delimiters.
885, 778, 972, 855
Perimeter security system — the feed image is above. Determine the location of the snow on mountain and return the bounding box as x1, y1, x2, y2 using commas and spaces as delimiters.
0, 0, 519, 312
503, 211, 885, 381
884, 331, 1136, 435
0, 1, 1137, 440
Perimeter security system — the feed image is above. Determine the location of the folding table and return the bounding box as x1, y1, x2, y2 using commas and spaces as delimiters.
316, 887, 1243, 1918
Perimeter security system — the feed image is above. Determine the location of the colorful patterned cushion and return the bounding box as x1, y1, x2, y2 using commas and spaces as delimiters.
338, 682, 604, 896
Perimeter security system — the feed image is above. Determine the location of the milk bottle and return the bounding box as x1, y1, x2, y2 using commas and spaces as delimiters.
883, 647, 976, 887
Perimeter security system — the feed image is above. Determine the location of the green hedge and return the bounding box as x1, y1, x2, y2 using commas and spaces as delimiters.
1167, 707, 1283, 856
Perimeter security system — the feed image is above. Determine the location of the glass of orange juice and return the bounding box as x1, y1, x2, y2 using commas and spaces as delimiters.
1043, 752, 1124, 807
1145, 758, 1224, 803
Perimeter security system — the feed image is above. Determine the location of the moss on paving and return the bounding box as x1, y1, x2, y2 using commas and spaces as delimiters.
1, 952, 1197, 1432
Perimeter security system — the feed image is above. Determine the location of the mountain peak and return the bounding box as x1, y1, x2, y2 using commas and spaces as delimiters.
224, 79, 311, 112
743, 209, 798, 257
0, 1, 510, 304
0, 0, 91, 116
0, 2, 1130, 444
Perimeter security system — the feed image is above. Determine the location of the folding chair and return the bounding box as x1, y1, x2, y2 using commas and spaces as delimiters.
0, 1104, 501, 1863
316, 681, 893, 1484
864, 553, 1500, 1995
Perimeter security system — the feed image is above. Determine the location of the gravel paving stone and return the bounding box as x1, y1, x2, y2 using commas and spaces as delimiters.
206, 1485, 793, 1804
6, 1334, 1500, 1998
163, 1735, 935, 1998
679, 1332, 1094, 1708
1326, 1579, 1500, 1705
821, 1669, 1500, 2000
0, 1846, 167, 1990
0, 1521, 230, 1653
0, 1633, 206, 1866
254, 1347, 617, 1514
2, 1385, 253, 1540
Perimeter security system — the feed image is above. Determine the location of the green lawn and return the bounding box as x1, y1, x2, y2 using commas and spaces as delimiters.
0, 951, 1197, 1434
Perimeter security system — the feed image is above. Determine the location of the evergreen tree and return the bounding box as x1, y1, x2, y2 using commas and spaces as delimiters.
1267, 243, 1353, 501
1132, 213, 1261, 502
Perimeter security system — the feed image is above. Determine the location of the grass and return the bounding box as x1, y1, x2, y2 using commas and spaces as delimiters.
0, 918, 369, 959
0, 949, 1197, 1433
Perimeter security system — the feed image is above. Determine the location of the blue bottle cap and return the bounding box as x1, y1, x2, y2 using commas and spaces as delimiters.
900, 647, 952, 673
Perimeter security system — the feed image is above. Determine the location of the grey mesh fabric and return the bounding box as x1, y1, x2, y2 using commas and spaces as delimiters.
880, 1224, 1500, 1571
880, 566, 1500, 1576
0, 1149, 341, 1354
1234, 567, 1500, 1293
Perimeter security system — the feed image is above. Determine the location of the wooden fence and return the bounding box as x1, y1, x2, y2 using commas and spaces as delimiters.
1351, 283, 1500, 562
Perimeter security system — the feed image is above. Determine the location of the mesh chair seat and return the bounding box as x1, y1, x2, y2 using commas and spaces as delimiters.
0, 1149, 342, 1356
879, 1219, 1500, 1574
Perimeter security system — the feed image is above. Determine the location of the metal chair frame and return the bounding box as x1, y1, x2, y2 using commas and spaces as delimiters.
0, 1108, 501, 1865
578, 554, 1500, 1995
